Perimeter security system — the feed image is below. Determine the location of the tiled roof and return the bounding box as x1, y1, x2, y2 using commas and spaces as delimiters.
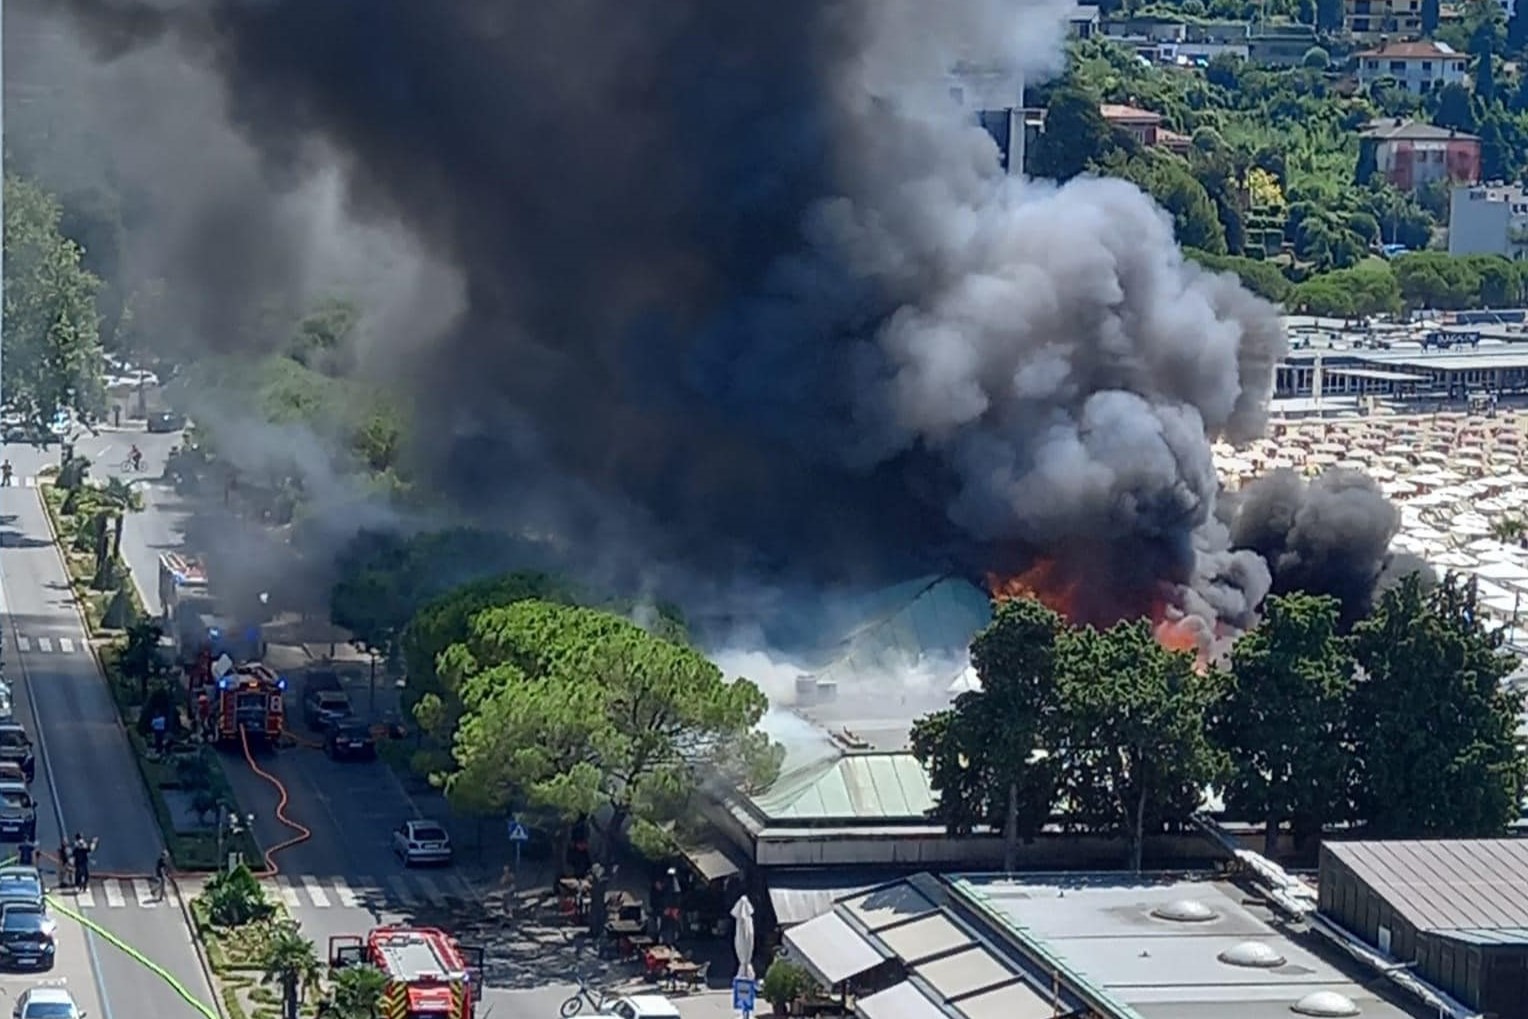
1099, 103, 1162, 123
1359, 118, 1478, 142
1325, 839, 1528, 933
1356, 40, 1462, 59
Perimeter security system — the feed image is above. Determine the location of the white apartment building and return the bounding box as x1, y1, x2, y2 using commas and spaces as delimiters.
1449, 183, 1528, 260
1355, 39, 1468, 95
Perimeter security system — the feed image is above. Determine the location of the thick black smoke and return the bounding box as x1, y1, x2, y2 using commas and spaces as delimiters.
1227, 468, 1428, 626
40, 0, 1329, 632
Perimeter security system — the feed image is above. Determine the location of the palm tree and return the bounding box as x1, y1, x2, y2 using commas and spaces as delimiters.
119, 619, 167, 700
330, 963, 389, 1019
1492, 516, 1527, 545
259, 923, 324, 1019
97, 476, 144, 581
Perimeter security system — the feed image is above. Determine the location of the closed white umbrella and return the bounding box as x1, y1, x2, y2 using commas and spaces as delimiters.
732, 895, 755, 981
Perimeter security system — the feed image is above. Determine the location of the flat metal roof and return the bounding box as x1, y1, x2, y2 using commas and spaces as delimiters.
1356, 350, 1528, 371
954, 875, 1426, 1019
1322, 368, 1430, 382
1324, 839, 1528, 933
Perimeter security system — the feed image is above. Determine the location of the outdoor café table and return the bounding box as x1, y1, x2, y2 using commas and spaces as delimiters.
665, 961, 701, 992
644, 945, 678, 977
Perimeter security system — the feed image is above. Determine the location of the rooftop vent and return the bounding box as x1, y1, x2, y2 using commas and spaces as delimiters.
1150, 899, 1219, 923
1218, 941, 1287, 968
1291, 991, 1361, 1017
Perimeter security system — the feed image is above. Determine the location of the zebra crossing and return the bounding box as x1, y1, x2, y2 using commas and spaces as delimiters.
59, 872, 481, 913
14, 636, 81, 654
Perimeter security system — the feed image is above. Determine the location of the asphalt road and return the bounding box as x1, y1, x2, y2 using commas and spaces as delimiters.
0, 469, 216, 1018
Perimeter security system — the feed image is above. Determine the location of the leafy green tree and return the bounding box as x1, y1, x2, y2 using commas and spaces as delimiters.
287, 296, 359, 373
1290, 263, 1401, 318
1029, 85, 1116, 182
118, 619, 167, 701
3, 175, 105, 428
1347, 574, 1525, 837
1211, 594, 1353, 856
911, 597, 1065, 869
1392, 251, 1482, 309
1476, 50, 1498, 101
1431, 83, 1476, 133
1510, 7, 1528, 53
91, 477, 142, 591
330, 964, 389, 1019
1302, 46, 1329, 71
259, 923, 323, 1019
1184, 249, 1293, 303
437, 601, 779, 932
1057, 620, 1227, 871
1422, 0, 1441, 34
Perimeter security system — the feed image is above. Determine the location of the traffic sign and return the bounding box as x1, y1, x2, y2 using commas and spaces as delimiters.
732, 977, 757, 1014
506, 821, 530, 842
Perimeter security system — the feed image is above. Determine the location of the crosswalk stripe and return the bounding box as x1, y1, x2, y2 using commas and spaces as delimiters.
133, 879, 157, 907
386, 875, 418, 907
23, 477, 34, 488
272, 875, 301, 909
15, 637, 29, 653
103, 881, 124, 908
36, 637, 52, 653
59, 638, 75, 654
332, 877, 361, 908
412, 874, 443, 904
74, 885, 95, 908
301, 876, 331, 908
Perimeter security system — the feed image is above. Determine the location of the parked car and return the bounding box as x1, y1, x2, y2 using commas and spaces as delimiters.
146, 411, 185, 433
0, 725, 35, 782
0, 764, 27, 787
0, 904, 55, 971
600, 996, 683, 1019
302, 689, 352, 732
324, 721, 377, 762
0, 786, 36, 843
392, 820, 453, 867
0, 868, 45, 911
11, 984, 81, 1018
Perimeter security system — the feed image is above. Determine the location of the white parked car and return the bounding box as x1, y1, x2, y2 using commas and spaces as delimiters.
601, 995, 682, 1019
391, 819, 453, 867
12, 985, 85, 1019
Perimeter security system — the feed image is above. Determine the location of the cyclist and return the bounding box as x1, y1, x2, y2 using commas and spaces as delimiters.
153, 849, 171, 899
129, 444, 143, 471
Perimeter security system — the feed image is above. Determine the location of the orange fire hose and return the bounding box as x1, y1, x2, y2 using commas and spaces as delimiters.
237, 725, 311, 876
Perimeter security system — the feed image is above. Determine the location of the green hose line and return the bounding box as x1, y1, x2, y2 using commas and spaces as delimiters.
48, 895, 220, 1019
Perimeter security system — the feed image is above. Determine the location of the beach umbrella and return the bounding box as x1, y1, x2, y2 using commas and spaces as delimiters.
732, 895, 756, 981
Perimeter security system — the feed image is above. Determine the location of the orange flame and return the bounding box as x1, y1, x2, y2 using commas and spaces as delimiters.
986, 559, 1083, 621
988, 560, 1211, 667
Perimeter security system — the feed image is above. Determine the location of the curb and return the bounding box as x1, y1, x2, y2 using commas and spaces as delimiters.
174, 875, 230, 1019
34, 483, 228, 1018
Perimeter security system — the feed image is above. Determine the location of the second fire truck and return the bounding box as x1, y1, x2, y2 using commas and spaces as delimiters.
329, 926, 484, 1019
199, 660, 286, 749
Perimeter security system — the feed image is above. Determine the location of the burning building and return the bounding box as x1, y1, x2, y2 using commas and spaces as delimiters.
31, 0, 1412, 648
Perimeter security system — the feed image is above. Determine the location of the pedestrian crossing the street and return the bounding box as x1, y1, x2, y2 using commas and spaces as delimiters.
59, 873, 481, 913
13, 635, 83, 655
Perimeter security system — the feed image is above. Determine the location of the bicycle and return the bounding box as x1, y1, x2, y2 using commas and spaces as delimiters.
559, 975, 609, 1017
119, 457, 143, 473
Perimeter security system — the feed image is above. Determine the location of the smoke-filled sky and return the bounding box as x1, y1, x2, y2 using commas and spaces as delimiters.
20, 0, 1412, 637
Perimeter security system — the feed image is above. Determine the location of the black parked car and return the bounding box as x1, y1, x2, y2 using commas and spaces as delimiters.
146, 411, 186, 433
303, 689, 353, 732
0, 903, 55, 971
324, 721, 377, 762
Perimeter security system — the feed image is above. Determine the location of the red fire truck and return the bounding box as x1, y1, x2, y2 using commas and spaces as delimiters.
203, 661, 286, 749
329, 926, 484, 1019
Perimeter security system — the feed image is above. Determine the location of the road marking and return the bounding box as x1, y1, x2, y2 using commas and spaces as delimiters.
15, 636, 29, 653
387, 875, 418, 907
332, 876, 361, 908
412, 873, 443, 904
300, 876, 331, 908
23, 477, 34, 488
103, 881, 125, 908
75, 884, 96, 908
271, 875, 301, 908
59, 637, 75, 654
36, 637, 52, 653
132, 879, 157, 907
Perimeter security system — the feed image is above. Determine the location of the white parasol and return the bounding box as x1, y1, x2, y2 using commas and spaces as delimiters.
732, 895, 756, 981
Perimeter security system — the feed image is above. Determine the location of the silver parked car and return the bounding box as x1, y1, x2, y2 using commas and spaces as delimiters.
391, 820, 452, 867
